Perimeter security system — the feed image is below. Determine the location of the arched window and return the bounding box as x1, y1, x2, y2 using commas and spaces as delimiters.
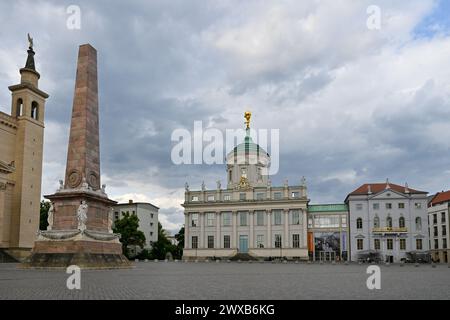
31, 101, 39, 120
16, 98, 23, 117
228, 169, 232, 182
374, 216, 380, 228
399, 216, 405, 228
356, 217, 363, 229
386, 216, 393, 228
415, 217, 422, 231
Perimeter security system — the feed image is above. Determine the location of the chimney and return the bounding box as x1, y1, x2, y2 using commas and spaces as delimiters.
129, 199, 133, 204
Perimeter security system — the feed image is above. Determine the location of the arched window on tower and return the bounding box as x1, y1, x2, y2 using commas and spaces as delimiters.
228, 169, 232, 182
31, 101, 39, 120
16, 98, 23, 117
356, 217, 363, 229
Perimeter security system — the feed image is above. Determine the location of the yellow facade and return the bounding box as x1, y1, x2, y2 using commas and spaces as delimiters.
0, 46, 48, 260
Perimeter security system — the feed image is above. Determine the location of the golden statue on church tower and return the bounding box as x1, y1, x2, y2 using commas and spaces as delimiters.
244, 111, 251, 129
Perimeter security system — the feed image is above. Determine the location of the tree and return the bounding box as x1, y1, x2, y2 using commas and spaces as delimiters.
39, 200, 51, 230
174, 226, 185, 258
113, 212, 146, 259
150, 222, 174, 260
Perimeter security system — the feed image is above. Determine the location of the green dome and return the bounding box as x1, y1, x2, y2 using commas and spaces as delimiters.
229, 134, 270, 158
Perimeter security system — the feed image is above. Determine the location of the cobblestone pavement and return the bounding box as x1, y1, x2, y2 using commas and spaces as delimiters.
0, 262, 449, 300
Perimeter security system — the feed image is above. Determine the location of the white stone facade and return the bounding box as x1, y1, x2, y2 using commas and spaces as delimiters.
346, 182, 429, 263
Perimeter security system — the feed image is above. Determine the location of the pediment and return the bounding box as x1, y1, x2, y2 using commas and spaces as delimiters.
369, 188, 408, 200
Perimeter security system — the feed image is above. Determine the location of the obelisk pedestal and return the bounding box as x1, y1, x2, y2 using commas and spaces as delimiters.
23, 44, 130, 269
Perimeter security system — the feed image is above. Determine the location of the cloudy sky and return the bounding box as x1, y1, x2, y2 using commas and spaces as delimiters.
1, 0, 450, 234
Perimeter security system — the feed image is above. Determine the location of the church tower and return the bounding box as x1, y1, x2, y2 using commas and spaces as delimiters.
0, 35, 48, 259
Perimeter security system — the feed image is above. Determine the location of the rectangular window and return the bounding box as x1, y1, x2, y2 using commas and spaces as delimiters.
386, 203, 392, 209
275, 234, 282, 248
222, 212, 231, 226
191, 196, 199, 202
415, 203, 422, 209
191, 213, 198, 227
434, 226, 438, 237
207, 212, 215, 227
357, 239, 363, 250
442, 212, 446, 223
291, 192, 300, 198
114, 212, 119, 221
434, 239, 439, 249
192, 236, 198, 249
274, 210, 282, 225
433, 214, 438, 224
207, 236, 214, 249
207, 195, 215, 202
256, 211, 264, 226
443, 238, 447, 249
387, 239, 393, 250
416, 239, 423, 250
240, 212, 248, 226
374, 239, 380, 250
443, 225, 447, 236
341, 216, 347, 228
223, 235, 230, 249
274, 192, 282, 200
400, 239, 406, 250
256, 235, 264, 248
256, 193, 265, 200
224, 194, 231, 201
293, 234, 300, 248
356, 203, 363, 210
291, 210, 300, 225
398, 203, 405, 209
373, 203, 379, 210
239, 193, 246, 201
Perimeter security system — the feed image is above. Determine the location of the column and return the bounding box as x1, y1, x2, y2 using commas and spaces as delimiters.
284, 209, 289, 248
267, 210, 272, 248
302, 209, 307, 248
184, 212, 189, 249
216, 211, 221, 249
200, 212, 205, 248
232, 211, 237, 248
249, 210, 254, 248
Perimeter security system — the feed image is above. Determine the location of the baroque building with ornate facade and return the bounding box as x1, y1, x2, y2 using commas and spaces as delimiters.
182, 114, 309, 260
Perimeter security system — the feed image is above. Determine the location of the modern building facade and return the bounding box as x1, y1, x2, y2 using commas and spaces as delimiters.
307, 204, 349, 261
113, 200, 159, 250
182, 113, 309, 260
428, 191, 450, 263
0, 41, 48, 260
345, 181, 429, 263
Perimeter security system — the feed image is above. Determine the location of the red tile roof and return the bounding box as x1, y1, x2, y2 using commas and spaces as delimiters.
347, 183, 427, 197
429, 190, 450, 206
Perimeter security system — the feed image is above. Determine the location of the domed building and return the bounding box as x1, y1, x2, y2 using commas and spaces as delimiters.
182, 112, 309, 261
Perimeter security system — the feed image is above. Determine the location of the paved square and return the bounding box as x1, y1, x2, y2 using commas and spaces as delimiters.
0, 262, 449, 300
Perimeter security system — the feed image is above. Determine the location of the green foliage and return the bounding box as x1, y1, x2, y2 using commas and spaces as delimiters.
148, 223, 184, 260
113, 212, 146, 258
39, 200, 50, 230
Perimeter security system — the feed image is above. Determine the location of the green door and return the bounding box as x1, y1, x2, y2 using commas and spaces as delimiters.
239, 235, 248, 253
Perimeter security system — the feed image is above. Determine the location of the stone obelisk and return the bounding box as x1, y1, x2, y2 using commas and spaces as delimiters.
24, 44, 130, 269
